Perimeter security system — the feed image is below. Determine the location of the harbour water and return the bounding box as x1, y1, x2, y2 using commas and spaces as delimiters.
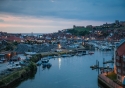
15, 50, 114, 88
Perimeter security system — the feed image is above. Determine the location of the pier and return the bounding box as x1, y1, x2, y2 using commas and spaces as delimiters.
103, 60, 114, 64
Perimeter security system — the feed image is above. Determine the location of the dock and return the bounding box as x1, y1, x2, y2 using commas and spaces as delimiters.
103, 60, 114, 64
90, 65, 112, 70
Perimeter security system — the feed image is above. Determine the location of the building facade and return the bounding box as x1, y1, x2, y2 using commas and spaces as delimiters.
115, 41, 125, 83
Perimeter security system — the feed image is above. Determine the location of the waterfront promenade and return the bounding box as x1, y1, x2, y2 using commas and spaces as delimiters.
98, 72, 123, 88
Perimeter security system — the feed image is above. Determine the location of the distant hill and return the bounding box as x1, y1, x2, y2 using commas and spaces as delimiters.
66, 27, 91, 36
74, 27, 91, 32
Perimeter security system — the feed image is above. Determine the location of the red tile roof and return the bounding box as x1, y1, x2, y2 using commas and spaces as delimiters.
6, 36, 23, 42
117, 42, 125, 56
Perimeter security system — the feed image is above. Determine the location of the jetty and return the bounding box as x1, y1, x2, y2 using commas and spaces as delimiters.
103, 60, 114, 64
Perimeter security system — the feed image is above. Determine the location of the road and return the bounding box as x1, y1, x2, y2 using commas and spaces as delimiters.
0, 61, 20, 72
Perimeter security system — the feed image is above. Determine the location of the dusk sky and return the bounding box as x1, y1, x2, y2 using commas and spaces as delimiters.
0, 0, 125, 33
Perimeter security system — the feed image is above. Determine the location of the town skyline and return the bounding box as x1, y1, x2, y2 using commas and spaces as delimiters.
0, 0, 125, 33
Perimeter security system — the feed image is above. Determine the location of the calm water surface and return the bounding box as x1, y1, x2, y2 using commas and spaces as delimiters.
17, 50, 113, 88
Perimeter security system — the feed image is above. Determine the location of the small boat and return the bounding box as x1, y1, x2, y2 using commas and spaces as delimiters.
76, 53, 82, 56
41, 59, 49, 63
36, 61, 42, 66
47, 56, 53, 59
7, 64, 21, 70
90, 65, 98, 69
42, 63, 52, 69
61, 54, 71, 57
71, 54, 75, 56
82, 53, 86, 55
88, 51, 94, 55
53, 55, 58, 58
0, 60, 3, 63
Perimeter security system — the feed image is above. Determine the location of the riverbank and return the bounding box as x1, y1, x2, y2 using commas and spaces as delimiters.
40, 48, 88, 57
0, 50, 76, 88
98, 72, 123, 88
0, 62, 37, 88
0, 48, 89, 88
16, 50, 113, 88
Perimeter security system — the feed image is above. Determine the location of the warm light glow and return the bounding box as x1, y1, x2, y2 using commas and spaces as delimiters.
82, 42, 84, 45
58, 44, 61, 49
8, 54, 11, 60
58, 58, 61, 69
86, 38, 89, 40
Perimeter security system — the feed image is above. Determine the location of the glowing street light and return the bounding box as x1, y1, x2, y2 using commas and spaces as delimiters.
58, 44, 61, 49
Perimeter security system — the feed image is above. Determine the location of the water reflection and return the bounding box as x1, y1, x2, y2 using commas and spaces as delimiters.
42, 63, 52, 70
16, 50, 113, 88
58, 58, 61, 69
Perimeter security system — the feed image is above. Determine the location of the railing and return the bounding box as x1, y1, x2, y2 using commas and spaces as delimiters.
98, 74, 123, 88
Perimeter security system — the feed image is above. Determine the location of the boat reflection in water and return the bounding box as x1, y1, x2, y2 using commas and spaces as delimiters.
41, 58, 52, 70
42, 63, 52, 70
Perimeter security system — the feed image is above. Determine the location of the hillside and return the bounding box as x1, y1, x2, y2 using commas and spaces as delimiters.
66, 27, 91, 36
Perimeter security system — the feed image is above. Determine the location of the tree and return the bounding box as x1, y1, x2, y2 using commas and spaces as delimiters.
13, 41, 18, 45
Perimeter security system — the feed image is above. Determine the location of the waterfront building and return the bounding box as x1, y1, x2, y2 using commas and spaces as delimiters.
115, 39, 125, 83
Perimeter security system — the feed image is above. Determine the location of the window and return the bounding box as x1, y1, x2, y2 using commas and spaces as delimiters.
116, 56, 119, 59
118, 75, 121, 80
116, 62, 121, 66
123, 64, 125, 67
118, 68, 121, 73
123, 55, 125, 61
123, 55, 125, 59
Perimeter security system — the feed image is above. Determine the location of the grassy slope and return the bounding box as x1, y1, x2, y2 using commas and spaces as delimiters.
74, 27, 91, 32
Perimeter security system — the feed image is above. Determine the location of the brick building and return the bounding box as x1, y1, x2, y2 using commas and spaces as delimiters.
115, 40, 125, 83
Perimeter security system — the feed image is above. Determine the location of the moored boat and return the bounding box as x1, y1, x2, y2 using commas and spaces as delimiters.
88, 51, 94, 55
41, 59, 49, 63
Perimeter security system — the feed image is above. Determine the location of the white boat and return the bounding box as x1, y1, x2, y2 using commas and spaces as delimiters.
7, 64, 21, 69
76, 53, 83, 56
88, 51, 94, 55
41, 59, 49, 63
53, 55, 58, 58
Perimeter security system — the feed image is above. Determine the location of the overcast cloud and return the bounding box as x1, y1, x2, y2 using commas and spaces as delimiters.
0, 0, 125, 33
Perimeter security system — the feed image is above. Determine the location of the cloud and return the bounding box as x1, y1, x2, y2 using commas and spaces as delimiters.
0, 14, 108, 33
0, 19, 4, 22
0, 0, 125, 21
0, 0, 124, 33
